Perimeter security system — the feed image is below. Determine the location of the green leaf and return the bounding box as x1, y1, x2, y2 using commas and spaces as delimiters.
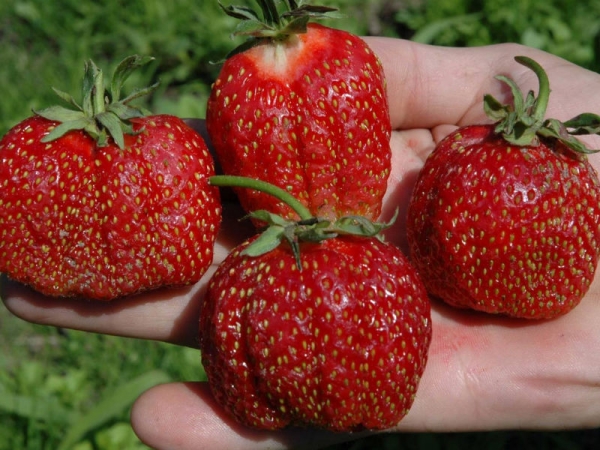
0, 389, 73, 424
411, 13, 482, 44
56, 370, 170, 450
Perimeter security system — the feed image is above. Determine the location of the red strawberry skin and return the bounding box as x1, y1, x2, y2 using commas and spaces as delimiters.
407, 124, 600, 319
206, 23, 391, 222
199, 236, 431, 431
0, 114, 221, 300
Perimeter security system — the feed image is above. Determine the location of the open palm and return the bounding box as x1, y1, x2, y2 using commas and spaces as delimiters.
3, 39, 600, 450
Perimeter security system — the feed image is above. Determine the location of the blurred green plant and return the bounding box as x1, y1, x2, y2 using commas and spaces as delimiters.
0, 0, 370, 136
394, 0, 600, 71
0, 299, 205, 450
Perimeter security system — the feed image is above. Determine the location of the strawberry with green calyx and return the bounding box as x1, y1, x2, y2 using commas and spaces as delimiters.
407, 56, 600, 319
206, 0, 391, 224
0, 56, 222, 300
210, 174, 396, 265
201, 175, 431, 431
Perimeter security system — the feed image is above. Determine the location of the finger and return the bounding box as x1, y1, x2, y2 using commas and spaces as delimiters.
365, 38, 600, 142
131, 382, 365, 450
1, 271, 211, 346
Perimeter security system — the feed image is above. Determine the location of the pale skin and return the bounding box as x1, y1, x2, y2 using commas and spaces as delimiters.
3, 38, 600, 450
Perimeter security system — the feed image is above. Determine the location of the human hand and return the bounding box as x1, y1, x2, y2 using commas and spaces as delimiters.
4, 38, 600, 449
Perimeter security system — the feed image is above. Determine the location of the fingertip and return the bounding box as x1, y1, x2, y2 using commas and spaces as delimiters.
130, 382, 362, 450
131, 382, 281, 450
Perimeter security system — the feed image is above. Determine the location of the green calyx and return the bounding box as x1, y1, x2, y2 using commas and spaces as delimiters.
36, 55, 159, 149
218, 0, 342, 58
209, 175, 394, 269
484, 56, 600, 154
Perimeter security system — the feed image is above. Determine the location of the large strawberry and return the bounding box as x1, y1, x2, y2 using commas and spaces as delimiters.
206, 0, 391, 223
407, 56, 600, 319
0, 56, 222, 300
201, 176, 431, 431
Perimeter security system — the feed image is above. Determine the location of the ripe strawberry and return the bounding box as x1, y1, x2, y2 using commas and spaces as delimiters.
206, 1, 391, 223
201, 176, 431, 431
0, 56, 221, 300
406, 56, 600, 319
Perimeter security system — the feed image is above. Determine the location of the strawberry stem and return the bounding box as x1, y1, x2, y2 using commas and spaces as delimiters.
209, 175, 313, 221
515, 56, 549, 126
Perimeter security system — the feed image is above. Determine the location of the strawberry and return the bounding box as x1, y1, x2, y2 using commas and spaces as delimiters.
201, 176, 431, 431
406, 56, 600, 319
206, 0, 391, 223
0, 56, 222, 300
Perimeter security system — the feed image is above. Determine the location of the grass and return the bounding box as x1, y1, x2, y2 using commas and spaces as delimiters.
2, 0, 600, 448
0, 298, 203, 450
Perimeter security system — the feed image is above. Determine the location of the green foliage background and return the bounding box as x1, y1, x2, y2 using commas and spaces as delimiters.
1, 0, 600, 449
1, 0, 599, 136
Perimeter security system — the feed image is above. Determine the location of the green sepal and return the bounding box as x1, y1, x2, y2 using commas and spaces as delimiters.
331, 209, 398, 241
96, 112, 128, 149
245, 209, 292, 227
217, 0, 341, 60
484, 71, 542, 146
278, 16, 311, 36
40, 117, 94, 143
35, 55, 157, 149
281, 4, 343, 19
539, 118, 599, 155
256, 0, 281, 25
210, 175, 393, 271
218, 2, 260, 21
484, 55, 600, 154
50, 88, 82, 110
242, 224, 286, 257
119, 82, 160, 110
35, 105, 88, 123
110, 55, 155, 101
233, 20, 277, 38
564, 113, 600, 136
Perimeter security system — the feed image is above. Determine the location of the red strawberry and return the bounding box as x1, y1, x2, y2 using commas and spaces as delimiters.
406, 56, 600, 319
206, 1, 391, 223
0, 56, 222, 300
201, 176, 431, 431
